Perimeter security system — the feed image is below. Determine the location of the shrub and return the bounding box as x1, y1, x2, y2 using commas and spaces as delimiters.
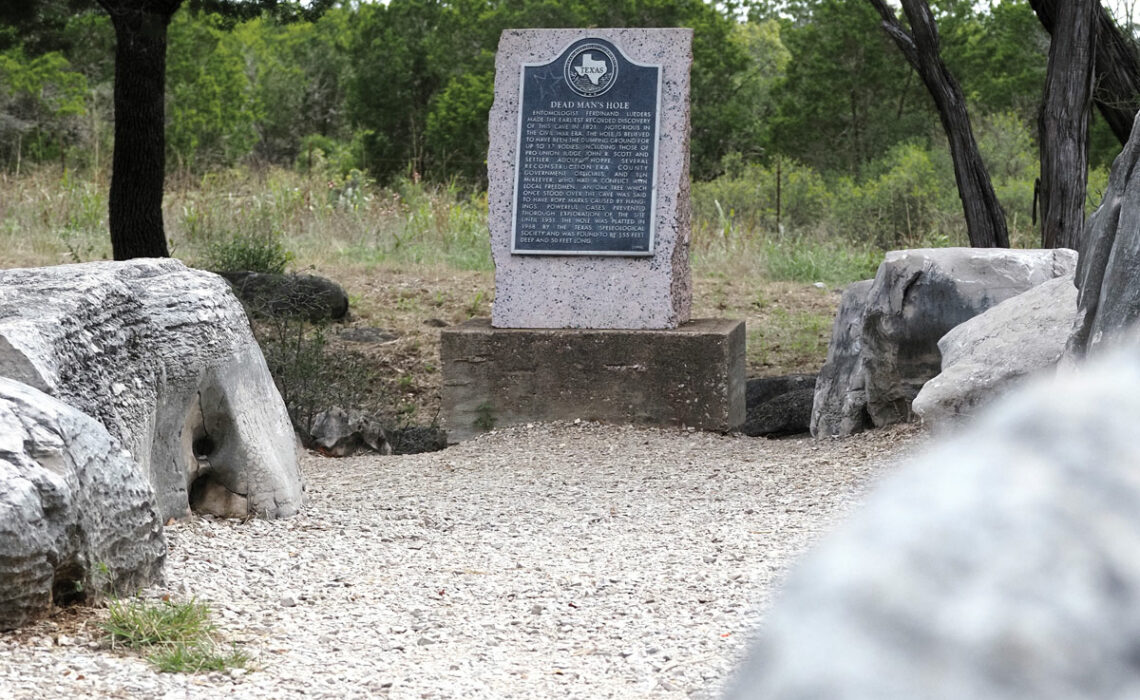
202, 230, 293, 273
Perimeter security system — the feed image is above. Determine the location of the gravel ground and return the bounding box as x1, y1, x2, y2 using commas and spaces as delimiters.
0, 421, 924, 699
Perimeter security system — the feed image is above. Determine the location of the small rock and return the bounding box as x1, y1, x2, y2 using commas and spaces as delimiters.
279, 596, 296, 608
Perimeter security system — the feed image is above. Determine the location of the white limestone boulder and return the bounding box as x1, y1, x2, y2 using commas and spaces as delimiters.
813, 248, 1076, 437
912, 274, 1078, 426
727, 348, 1140, 699
861, 247, 1075, 427
0, 378, 165, 631
0, 259, 301, 521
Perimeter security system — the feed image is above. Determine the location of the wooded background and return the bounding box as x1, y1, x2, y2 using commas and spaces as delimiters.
1, 0, 1134, 250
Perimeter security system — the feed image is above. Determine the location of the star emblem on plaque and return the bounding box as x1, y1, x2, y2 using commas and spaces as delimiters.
564, 43, 618, 97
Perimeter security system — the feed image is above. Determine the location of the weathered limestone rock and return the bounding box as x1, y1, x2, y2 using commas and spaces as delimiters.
0, 378, 165, 631
811, 280, 873, 438
1070, 112, 1140, 356
727, 348, 1140, 699
0, 259, 302, 521
309, 407, 391, 457
861, 248, 1076, 427
814, 249, 1076, 436
912, 274, 1078, 426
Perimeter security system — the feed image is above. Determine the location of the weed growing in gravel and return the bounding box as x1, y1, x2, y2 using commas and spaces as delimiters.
102, 597, 248, 674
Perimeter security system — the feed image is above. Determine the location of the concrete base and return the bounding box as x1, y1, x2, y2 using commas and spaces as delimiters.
440, 318, 745, 442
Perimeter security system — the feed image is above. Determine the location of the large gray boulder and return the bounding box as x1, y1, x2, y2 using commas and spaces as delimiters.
0, 378, 165, 631
813, 248, 1076, 437
726, 349, 1140, 699
0, 259, 301, 521
810, 280, 873, 438
861, 248, 1075, 427
912, 273, 1078, 426
1070, 112, 1140, 357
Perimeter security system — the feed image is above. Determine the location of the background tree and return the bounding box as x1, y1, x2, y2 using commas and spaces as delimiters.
869, 0, 1009, 247
95, 0, 184, 260
1036, 0, 1097, 250
1031, 0, 1140, 147
769, 0, 926, 177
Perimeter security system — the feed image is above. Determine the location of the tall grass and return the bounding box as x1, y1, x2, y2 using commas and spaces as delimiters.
2, 164, 893, 286
5, 137, 1101, 285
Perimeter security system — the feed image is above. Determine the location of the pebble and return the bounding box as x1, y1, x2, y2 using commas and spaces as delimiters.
0, 422, 922, 699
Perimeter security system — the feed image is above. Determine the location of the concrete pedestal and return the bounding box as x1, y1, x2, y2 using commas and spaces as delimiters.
440, 318, 745, 442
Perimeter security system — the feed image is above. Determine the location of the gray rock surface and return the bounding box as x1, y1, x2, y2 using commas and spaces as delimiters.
861, 247, 1075, 427
1070, 112, 1140, 356
308, 407, 391, 457
912, 273, 1078, 426
726, 349, 1140, 699
218, 271, 349, 322
0, 378, 165, 631
0, 259, 301, 521
743, 375, 816, 437
814, 249, 1076, 437
810, 279, 874, 438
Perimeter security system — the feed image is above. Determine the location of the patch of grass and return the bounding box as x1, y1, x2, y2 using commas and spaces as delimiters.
762, 236, 882, 285
749, 307, 835, 374
102, 597, 248, 674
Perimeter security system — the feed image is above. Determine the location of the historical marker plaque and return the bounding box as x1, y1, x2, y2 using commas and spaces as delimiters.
511, 37, 662, 256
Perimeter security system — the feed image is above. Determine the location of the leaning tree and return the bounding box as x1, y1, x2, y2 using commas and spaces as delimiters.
868, 0, 1010, 248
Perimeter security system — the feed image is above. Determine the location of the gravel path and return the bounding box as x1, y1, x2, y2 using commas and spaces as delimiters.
0, 421, 923, 699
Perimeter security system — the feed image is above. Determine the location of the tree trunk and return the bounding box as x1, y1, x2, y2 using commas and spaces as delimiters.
1031, 0, 1140, 146
99, 0, 183, 260
1038, 0, 1097, 250
868, 0, 1010, 248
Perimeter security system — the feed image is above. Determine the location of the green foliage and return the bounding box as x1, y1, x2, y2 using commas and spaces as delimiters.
0, 46, 87, 166
425, 71, 494, 184
166, 12, 259, 171
762, 235, 882, 284
938, 0, 1048, 123
693, 156, 830, 233
294, 134, 365, 177
235, 12, 352, 164
347, 0, 450, 183
103, 597, 248, 674
770, 0, 928, 176
474, 401, 496, 432
202, 230, 293, 273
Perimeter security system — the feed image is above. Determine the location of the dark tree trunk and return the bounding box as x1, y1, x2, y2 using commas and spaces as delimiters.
1031, 0, 1140, 146
868, 0, 1010, 248
1038, 0, 1097, 250
97, 0, 183, 260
